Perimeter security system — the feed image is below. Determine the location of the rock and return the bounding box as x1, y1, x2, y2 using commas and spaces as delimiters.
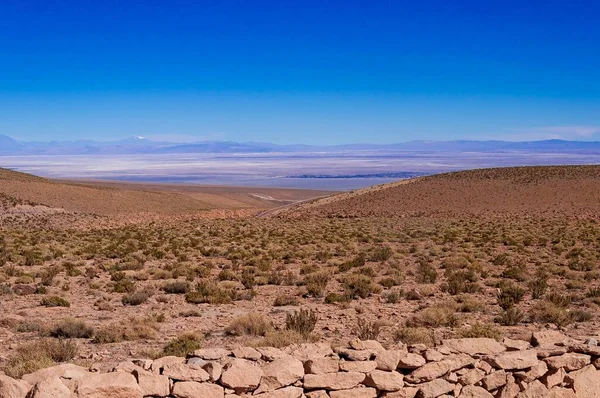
186, 357, 208, 367
22, 363, 89, 385
544, 353, 591, 371
542, 368, 566, 389
304, 358, 339, 374
172, 381, 225, 398
514, 360, 547, 382
220, 359, 263, 393
305, 391, 329, 398
486, 350, 538, 370
74, 372, 142, 398
594, 358, 600, 369
497, 374, 520, 398
256, 347, 287, 361
349, 339, 385, 351
339, 360, 377, 373
192, 348, 231, 360
132, 369, 170, 397
566, 343, 600, 356
382, 386, 419, 397
162, 362, 210, 382
397, 353, 426, 370
535, 345, 567, 359
481, 370, 507, 391
29, 376, 70, 398
442, 338, 506, 356
0, 375, 32, 398
303, 372, 366, 390
232, 346, 262, 361
459, 385, 494, 398
476, 360, 493, 375
287, 343, 334, 361
424, 349, 445, 362
254, 386, 305, 398
417, 378, 455, 398
531, 330, 568, 347
150, 356, 186, 373
336, 349, 373, 361
516, 380, 548, 398
256, 357, 304, 392
585, 338, 598, 346
566, 364, 600, 398
548, 387, 578, 398
330, 386, 378, 397
375, 349, 404, 371
503, 338, 530, 351
365, 370, 404, 391
406, 354, 474, 383
113, 361, 146, 374
132, 358, 153, 370
201, 361, 223, 382
458, 368, 485, 386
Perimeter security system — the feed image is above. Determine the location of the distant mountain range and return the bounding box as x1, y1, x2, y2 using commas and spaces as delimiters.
2, 134, 600, 155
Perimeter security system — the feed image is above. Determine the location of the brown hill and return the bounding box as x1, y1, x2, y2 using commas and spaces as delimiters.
0, 168, 332, 216
282, 165, 600, 218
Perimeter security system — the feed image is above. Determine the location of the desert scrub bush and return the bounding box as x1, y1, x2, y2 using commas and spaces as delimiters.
218, 269, 238, 282
384, 289, 404, 304
40, 296, 70, 307
407, 303, 458, 328
458, 323, 503, 340
495, 307, 525, 326
49, 318, 94, 338
394, 327, 435, 346
369, 245, 393, 263
162, 281, 191, 294
342, 274, 379, 299
225, 313, 273, 336
121, 291, 150, 306
162, 332, 203, 357
529, 300, 572, 327
379, 273, 403, 289
40, 265, 61, 286
304, 272, 329, 297
497, 281, 526, 310
353, 318, 385, 340
338, 254, 366, 273
185, 280, 233, 304
324, 292, 352, 304
528, 272, 549, 299
442, 270, 480, 295
586, 287, 600, 298
456, 295, 485, 313
273, 295, 299, 306
93, 317, 159, 343
286, 308, 318, 336
4, 339, 77, 378
416, 261, 437, 284
501, 262, 528, 282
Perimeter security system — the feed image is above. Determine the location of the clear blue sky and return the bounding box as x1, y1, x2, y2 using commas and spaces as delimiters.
1, 0, 599, 144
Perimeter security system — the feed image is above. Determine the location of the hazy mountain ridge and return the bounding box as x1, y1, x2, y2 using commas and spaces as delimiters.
2, 134, 600, 155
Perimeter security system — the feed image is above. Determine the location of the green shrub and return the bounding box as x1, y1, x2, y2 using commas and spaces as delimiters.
49, 318, 94, 339
286, 308, 318, 336
122, 291, 149, 306
162, 332, 203, 357
40, 296, 70, 308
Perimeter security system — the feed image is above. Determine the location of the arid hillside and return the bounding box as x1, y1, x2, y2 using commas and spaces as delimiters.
282, 165, 600, 218
0, 168, 332, 217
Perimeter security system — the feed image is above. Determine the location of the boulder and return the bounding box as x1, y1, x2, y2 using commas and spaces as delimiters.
74, 372, 142, 398
516, 380, 548, 398
481, 370, 507, 391
458, 368, 485, 386
150, 356, 186, 373
132, 369, 170, 397
442, 338, 506, 356
459, 385, 494, 398
486, 350, 538, 370
364, 370, 404, 391
548, 387, 578, 398
503, 338, 530, 351
382, 387, 419, 397
22, 363, 89, 385
531, 330, 568, 347
541, 368, 566, 389
514, 360, 547, 382
220, 358, 263, 394
256, 357, 304, 392
192, 348, 231, 360
254, 386, 305, 398
29, 376, 71, 398
330, 386, 377, 397
339, 360, 377, 373
544, 353, 591, 371
286, 343, 334, 361
375, 349, 404, 371
406, 354, 474, 383
305, 391, 329, 398
256, 347, 287, 361
349, 339, 385, 351
304, 358, 339, 374
303, 372, 365, 390
417, 378, 455, 398
424, 349, 445, 362
172, 381, 225, 398
396, 353, 426, 370
162, 362, 210, 382
0, 375, 32, 398
232, 346, 262, 361
567, 364, 600, 398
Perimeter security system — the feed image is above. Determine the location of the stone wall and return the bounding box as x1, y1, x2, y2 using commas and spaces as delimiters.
1, 330, 599, 397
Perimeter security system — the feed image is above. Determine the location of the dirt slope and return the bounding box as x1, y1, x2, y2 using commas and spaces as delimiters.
282, 165, 600, 218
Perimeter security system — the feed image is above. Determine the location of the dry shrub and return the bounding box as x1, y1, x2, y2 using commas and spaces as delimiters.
304, 272, 330, 298
286, 308, 318, 336
353, 317, 386, 340
273, 295, 299, 307
162, 281, 191, 294
407, 303, 458, 328
49, 318, 94, 339
40, 296, 70, 307
4, 339, 77, 378
529, 301, 572, 327
342, 274, 379, 299
258, 330, 310, 348
458, 323, 503, 340
162, 332, 203, 357
394, 327, 435, 346
495, 307, 525, 326
94, 317, 159, 343
121, 291, 149, 306
225, 313, 273, 337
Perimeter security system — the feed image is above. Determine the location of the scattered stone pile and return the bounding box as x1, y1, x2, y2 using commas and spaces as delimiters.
1, 330, 599, 397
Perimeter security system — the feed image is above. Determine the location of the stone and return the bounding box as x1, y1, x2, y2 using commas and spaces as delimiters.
330, 386, 378, 397
548, 387, 578, 398
405, 354, 474, 383
336, 348, 373, 361
382, 386, 419, 397
192, 348, 231, 360
566, 343, 600, 356
417, 378, 455, 398
132, 358, 153, 370
542, 368, 566, 389
442, 338, 506, 356
585, 338, 598, 346
303, 372, 366, 390
458, 368, 485, 386
254, 386, 305, 398
29, 376, 70, 398
486, 350, 538, 370
516, 380, 548, 398
132, 369, 170, 397
514, 360, 547, 382
349, 339, 385, 351
375, 349, 404, 371
287, 343, 334, 361
503, 338, 530, 351
497, 375, 520, 398
201, 361, 223, 382
339, 360, 377, 373
476, 360, 493, 374
305, 391, 329, 398
186, 357, 208, 367
172, 381, 225, 398
481, 370, 507, 391
74, 372, 142, 398
567, 364, 600, 398
397, 353, 426, 369
150, 356, 186, 373
535, 345, 567, 359
304, 358, 339, 374
459, 385, 494, 398
424, 349, 445, 362
220, 358, 263, 393
365, 370, 404, 391
0, 375, 32, 398
594, 357, 600, 369
531, 330, 568, 347
232, 346, 262, 361
256, 357, 304, 392
544, 353, 591, 371
22, 363, 89, 385
256, 347, 287, 361
162, 362, 210, 382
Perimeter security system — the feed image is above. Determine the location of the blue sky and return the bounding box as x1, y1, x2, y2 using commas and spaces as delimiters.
1, 0, 599, 144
